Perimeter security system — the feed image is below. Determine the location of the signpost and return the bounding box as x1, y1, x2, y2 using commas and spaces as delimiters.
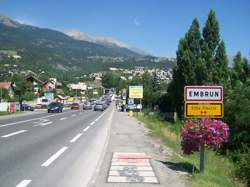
129, 85, 143, 112
129, 85, 143, 99
184, 85, 224, 173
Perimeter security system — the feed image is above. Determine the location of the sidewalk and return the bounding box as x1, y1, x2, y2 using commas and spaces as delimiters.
89, 110, 187, 187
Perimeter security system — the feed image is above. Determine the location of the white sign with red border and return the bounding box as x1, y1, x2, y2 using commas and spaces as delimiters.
184, 86, 223, 102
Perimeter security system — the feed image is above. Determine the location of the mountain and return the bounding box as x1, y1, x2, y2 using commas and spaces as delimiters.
0, 14, 175, 76
64, 30, 150, 56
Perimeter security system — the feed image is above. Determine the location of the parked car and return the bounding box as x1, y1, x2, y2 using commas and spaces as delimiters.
94, 103, 105, 111
20, 103, 34, 111
70, 102, 80, 110
83, 101, 92, 110
48, 102, 63, 113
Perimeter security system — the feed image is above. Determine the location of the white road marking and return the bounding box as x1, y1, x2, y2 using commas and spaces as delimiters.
90, 121, 95, 126
34, 121, 52, 127
0, 111, 77, 128
2, 130, 27, 138
41, 147, 68, 167
60, 117, 67, 120
70, 133, 82, 143
71, 114, 76, 117
83, 126, 90, 132
16, 179, 32, 187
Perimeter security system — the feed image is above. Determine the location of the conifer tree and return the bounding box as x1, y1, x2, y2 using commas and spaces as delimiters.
214, 40, 229, 84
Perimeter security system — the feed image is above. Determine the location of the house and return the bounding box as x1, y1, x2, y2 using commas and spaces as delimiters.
68, 82, 87, 95
26, 74, 44, 96
42, 79, 56, 92
0, 82, 14, 101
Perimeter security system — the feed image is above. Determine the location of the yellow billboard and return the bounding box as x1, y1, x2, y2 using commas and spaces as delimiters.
129, 85, 143, 99
185, 103, 223, 118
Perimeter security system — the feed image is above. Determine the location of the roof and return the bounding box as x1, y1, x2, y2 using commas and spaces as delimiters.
0, 82, 12, 89
26, 74, 43, 84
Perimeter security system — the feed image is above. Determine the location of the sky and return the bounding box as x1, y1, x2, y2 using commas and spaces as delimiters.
0, 0, 249, 58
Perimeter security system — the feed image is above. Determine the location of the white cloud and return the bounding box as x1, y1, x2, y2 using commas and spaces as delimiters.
133, 18, 141, 27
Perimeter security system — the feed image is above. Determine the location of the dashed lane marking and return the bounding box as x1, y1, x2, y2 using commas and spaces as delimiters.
16, 179, 32, 187
70, 133, 82, 143
60, 117, 68, 120
34, 121, 52, 127
1, 130, 27, 138
83, 126, 90, 132
41, 147, 68, 167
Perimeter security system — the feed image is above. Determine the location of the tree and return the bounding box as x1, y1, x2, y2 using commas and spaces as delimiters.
170, 18, 203, 116
232, 52, 247, 84
202, 10, 220, 54
202, 10, 222, 85
214, 40, 229, 84
12, 75, 35, 103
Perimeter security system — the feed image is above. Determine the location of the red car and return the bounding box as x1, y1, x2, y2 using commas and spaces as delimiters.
70, 103, 80, 110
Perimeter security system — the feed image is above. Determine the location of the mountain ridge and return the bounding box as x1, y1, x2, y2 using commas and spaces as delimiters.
64, 30, 150, 56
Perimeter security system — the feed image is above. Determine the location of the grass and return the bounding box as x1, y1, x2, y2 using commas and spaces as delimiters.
136, 112, 237, 187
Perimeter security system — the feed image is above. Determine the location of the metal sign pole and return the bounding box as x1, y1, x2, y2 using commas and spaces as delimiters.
140, 99, 142, 113
200, 143, 205, 173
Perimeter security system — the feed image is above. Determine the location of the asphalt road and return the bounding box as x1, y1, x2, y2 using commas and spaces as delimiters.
0, 106, 113, 187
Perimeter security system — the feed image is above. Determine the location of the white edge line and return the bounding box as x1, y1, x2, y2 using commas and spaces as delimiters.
41, 147, 68, 167
83, 126, 90, 132
16, 179, 32, 187
90, 121, 95, 126
70, 133, 82, 143
2, 130, 27, 138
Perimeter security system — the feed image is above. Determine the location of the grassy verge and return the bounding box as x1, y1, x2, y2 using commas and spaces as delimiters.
136, 112, 237, 187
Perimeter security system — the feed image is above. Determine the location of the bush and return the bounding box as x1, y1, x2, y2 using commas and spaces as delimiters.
234, 147, 250, 186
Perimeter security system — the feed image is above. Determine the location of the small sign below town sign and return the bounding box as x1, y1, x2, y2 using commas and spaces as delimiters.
184, 86, 224, 118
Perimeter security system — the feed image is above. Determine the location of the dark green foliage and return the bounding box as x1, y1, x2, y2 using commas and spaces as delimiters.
11, 75, 35, 102
202, 10, 220, 54
234, 147, 250, 186
224, 81, 250, 150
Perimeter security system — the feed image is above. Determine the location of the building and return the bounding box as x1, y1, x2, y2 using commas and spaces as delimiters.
26, 74, 43, 96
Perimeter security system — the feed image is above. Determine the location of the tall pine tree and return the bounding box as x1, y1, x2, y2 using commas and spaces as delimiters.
170, 18, 202, 116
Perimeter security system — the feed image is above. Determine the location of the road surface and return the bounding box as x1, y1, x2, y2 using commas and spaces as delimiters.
0, 107, 113, 187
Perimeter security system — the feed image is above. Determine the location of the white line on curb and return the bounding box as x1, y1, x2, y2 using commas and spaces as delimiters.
83, 126, 90, 132
16, 179, 32, 187
41, 147, 68, 167
70, 133, 82, 143
2, 130, 27, 138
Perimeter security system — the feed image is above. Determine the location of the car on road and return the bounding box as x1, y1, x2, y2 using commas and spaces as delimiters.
70, 102, 80, 110
48, 102, 63, 113
20, 103, 34, 111
83, 101, 92, 110
94, 103, 105, 111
